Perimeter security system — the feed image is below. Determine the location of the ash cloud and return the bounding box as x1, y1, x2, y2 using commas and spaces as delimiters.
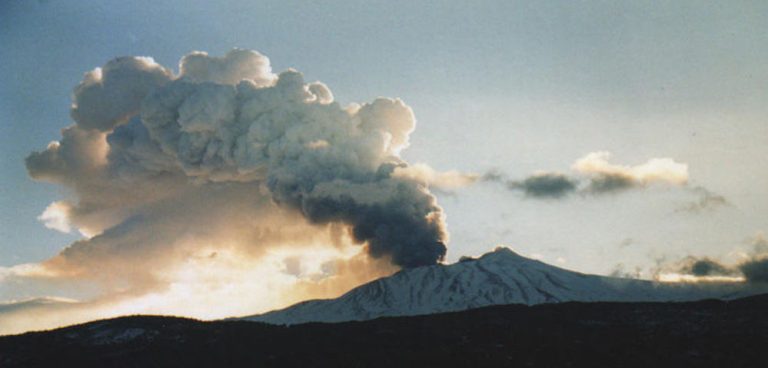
5, 49, 467, 333
26, 48, 449, 269
70, 57, 173, 131
137, 67, 447, 267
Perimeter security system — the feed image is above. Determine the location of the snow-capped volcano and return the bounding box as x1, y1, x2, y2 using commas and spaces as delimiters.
242, 247, 763, 325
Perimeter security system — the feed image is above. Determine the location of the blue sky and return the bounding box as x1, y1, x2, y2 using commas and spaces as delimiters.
2, 0, 768, 288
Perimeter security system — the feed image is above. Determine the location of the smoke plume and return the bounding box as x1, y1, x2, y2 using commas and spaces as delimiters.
3, 49, 460, 333
27, 48, 448, 269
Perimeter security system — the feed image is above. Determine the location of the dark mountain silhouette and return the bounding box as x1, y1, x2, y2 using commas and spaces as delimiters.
2, 294, 768, 367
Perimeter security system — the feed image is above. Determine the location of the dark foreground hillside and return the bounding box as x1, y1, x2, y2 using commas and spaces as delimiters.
2, 295, 768, 368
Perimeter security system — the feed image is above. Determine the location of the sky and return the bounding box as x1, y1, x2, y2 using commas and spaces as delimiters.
1, 0, 768, 333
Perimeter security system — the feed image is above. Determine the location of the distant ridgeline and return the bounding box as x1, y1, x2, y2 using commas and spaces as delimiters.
2, 294, 768, 367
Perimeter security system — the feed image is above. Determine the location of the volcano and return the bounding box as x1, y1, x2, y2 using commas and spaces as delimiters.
243, 247, 765, 324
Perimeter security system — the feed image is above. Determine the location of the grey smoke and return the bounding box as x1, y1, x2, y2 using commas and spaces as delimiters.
293, 176, 447, 267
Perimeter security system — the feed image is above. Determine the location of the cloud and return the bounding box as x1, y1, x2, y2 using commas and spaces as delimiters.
738, 233, 768, 283
680, 257, 738, 277
70, 56, 173, 131
0, 297, 79, 314
677, 186, 729, 213
655, 256, 745, 283
657, 233, 768, 284
618, 238, 634, 248
179, 49, 276, 86
392, 163, 479, 191
29, 49, 450, 269
752, 233, 768, 254
573, 151, 689, 194
26, 125, 109, 183
507, 172, 578, 199
738, 258, 768, 283
582, 174, 636, 194
482, 170, 579, 199
37, 201, 73, 233
490, 151, 691, 199
0, 297, 87, 335
4, 48, 465, 333
608, 263, 642, 279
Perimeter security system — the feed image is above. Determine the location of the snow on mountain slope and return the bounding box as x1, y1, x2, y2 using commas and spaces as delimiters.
242, 247, 765, 325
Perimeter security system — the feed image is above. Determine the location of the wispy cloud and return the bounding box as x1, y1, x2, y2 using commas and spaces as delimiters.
487, 151, 698, 199
676, 186, 730, 213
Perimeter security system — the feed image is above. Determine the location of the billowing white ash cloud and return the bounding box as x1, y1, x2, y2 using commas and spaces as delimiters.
3, 49, 460, 333
27, 49, 449, 269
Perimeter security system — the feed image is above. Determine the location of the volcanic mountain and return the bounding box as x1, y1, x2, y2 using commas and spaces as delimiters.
243, 247, 763, 324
